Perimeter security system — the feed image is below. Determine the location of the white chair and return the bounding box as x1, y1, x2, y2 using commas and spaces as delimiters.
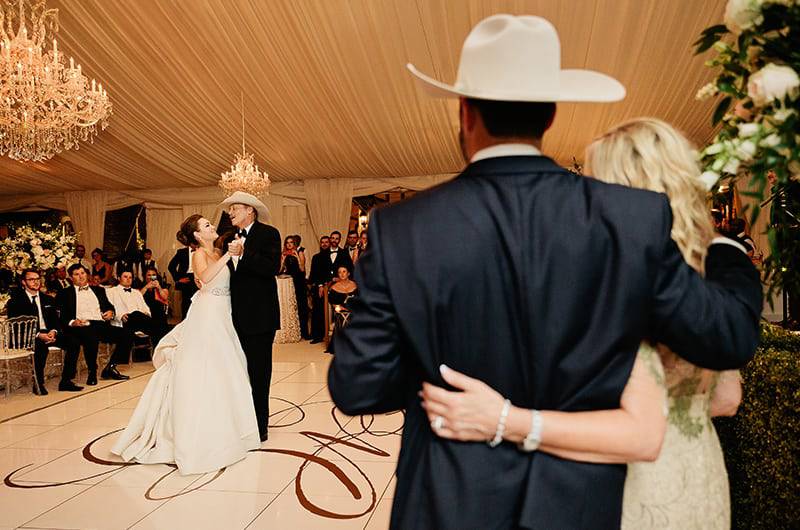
0, 316, 39, 397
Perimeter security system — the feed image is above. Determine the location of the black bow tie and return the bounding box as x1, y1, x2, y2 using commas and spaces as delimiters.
78, 286, 89, 292
330, 249, 338, 253
123, 288, 132, 292
238, 229, 248, 238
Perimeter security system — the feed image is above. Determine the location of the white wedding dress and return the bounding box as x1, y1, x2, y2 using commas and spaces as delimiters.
111, 265, 260, 475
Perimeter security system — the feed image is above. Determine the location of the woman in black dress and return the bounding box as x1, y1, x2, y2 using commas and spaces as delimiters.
326, 265, 358, 354
279, 236, 310, 339
91, 248, 113, 285
140, 266, 170, 347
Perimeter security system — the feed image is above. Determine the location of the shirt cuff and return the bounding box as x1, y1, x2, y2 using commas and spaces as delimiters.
710, 237, 748, 254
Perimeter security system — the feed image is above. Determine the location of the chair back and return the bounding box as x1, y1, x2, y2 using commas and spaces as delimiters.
0, 316, 38, 354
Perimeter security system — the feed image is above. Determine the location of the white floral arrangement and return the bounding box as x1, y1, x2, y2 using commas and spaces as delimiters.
695, 0, 800, 296
0, 223, 78, 278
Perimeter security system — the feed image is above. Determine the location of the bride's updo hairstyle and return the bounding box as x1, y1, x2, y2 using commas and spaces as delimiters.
585, 118, 714, 275
177, 214, 203, 248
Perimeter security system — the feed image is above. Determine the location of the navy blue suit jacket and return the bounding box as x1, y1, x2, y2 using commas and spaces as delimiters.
329, 156, 761, 529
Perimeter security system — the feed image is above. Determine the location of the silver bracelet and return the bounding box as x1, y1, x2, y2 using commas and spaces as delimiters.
488, 399, 511, 448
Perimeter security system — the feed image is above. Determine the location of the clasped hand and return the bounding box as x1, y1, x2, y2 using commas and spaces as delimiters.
36, 330, 57, 343
420, 364, 506, 442
228, 236, 244, 257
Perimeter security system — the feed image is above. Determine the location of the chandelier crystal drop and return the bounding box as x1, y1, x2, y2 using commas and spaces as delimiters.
219, 93, 270, 199
0, 0, 112, 162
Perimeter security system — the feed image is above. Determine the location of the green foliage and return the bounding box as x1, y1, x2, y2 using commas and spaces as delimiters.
695, 1, 800, 302
715, 323, 800, 529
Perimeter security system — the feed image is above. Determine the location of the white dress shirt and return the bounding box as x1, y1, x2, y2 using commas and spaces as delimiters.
108, 285, 151, 327
329, 247, 341, 263
26, 291, 45, 330
74, 285, 103, 322
470, 143, 542, 163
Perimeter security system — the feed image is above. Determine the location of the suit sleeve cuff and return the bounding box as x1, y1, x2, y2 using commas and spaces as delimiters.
711, 237, 747, 254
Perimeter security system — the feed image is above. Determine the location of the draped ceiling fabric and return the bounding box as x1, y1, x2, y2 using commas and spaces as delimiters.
0, 0, 727, 196
63, 191, 108, 253
0, 0, 746, 267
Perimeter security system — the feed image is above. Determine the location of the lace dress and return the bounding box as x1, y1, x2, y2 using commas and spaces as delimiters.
622, 354, 730, 529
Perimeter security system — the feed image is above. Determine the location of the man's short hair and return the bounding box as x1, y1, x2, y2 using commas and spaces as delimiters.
119, 270, 133, 279
143, 248, 152, 254
347, 230, 358, 237
330, 231, 341, 237
20, 268, 40, 280
467, 98, 556, 139
730, 218, 746, 233
320, 235, 330, 241
67, 263, 87, 275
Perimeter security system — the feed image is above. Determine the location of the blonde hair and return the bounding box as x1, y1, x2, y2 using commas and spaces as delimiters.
586, 118, 714, 274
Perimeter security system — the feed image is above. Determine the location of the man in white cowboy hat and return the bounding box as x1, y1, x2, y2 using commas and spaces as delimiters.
328, 14, 761, 529
219, 190, 281, 442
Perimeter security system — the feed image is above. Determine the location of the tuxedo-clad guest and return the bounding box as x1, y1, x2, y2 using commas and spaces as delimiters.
108, 271, 163, 355
329, 15, 761, 530
91, 248, 113, 285
168, 245, 198, 320
74, 244, 93, 272
6, 269, 62, 395
47, 266, 72, 292
308, 236, 332, 343
57, 264, 131, 391
140, 249, 157, 282
141, 266, 170, 347
344, 230, 360, 263
328, 231, 354, 275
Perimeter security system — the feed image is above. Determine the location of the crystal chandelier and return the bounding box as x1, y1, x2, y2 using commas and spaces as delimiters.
219, 94, 270, 198
0, 0, 111, 162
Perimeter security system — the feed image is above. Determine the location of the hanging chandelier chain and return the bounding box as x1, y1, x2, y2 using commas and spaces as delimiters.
219, 91, 269, 199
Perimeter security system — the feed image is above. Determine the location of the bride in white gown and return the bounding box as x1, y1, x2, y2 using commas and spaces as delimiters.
112, 215, 260, 475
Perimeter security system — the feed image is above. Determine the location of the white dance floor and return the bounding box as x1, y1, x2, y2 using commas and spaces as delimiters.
0, 342, 400, 529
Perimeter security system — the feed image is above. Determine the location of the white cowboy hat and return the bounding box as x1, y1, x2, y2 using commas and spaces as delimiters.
219, 191, 270, 222
407, 14, 625, 102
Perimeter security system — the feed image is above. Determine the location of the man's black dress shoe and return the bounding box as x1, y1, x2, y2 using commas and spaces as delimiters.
86, 372, 98, 386
101, 365, 130, 380
260, 432, 269, 442
58, 381, 83, 392
33, 385, 48, 396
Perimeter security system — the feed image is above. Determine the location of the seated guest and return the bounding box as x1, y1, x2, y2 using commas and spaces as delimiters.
91, 248, 114, 285
141, 266, 170, 346
108, 271, 163, 357
325, 265, 358, 354
47, 266, 72, 292
6, 269, 62, 395
114, 250, 143, 287
56, 264, 132, 391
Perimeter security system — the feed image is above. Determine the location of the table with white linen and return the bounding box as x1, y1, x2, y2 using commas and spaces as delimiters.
274, 275, 300, 344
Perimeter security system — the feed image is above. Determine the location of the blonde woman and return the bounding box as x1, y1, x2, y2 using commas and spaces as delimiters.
421, 118, 740, 529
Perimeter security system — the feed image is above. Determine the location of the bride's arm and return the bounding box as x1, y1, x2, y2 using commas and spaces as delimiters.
421, 347, 667, 463
192, 249, 231, 285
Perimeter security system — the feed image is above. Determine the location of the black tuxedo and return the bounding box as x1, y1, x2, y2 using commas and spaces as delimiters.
326, 247, 354, 277
47, 277, 71, 293
7, 289, 61, 388
227, 221, 281, 438
329, 156, 762, 529
168, 247, 198, 319
56, 285, 132, 383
